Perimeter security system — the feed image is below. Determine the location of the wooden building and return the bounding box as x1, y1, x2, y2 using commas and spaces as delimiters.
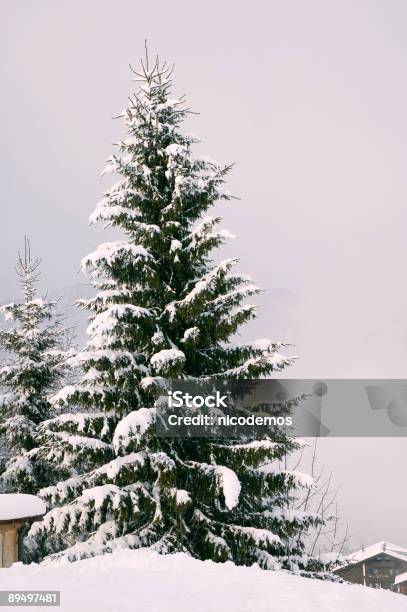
395, 572, 407, 595
0, 494, 46, 568
334, 541, 407, 593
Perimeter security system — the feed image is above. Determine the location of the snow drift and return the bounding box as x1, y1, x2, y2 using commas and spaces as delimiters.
2, 549, 406, 612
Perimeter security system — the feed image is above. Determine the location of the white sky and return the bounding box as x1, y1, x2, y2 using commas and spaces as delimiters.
1, 0, 406, 548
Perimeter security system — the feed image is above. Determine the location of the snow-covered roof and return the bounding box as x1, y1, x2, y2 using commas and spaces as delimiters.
344, 541, 407, 566
0, 494, 46, 521
395, 571, 407, 586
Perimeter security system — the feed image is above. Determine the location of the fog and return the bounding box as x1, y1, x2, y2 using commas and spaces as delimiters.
2, 0, 406, 548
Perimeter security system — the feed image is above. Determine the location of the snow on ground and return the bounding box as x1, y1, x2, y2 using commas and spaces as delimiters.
2, 550, 407, 612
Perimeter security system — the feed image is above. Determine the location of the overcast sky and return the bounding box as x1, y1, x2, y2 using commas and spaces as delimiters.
2, 1, 406, 548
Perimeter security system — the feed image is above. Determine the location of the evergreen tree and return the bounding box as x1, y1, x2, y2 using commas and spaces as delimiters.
26, 53, 321, 571
0, 239, 71, 493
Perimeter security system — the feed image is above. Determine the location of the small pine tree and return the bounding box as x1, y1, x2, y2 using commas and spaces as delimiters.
0, 239, 71, 493
26, 52, 321, 571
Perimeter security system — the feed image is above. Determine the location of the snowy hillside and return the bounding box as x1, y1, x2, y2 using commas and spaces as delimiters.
3, 550, 407, 612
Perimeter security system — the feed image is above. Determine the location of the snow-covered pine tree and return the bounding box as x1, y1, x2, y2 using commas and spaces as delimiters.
26, 52, 321, 572
0, 239, 71, 494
